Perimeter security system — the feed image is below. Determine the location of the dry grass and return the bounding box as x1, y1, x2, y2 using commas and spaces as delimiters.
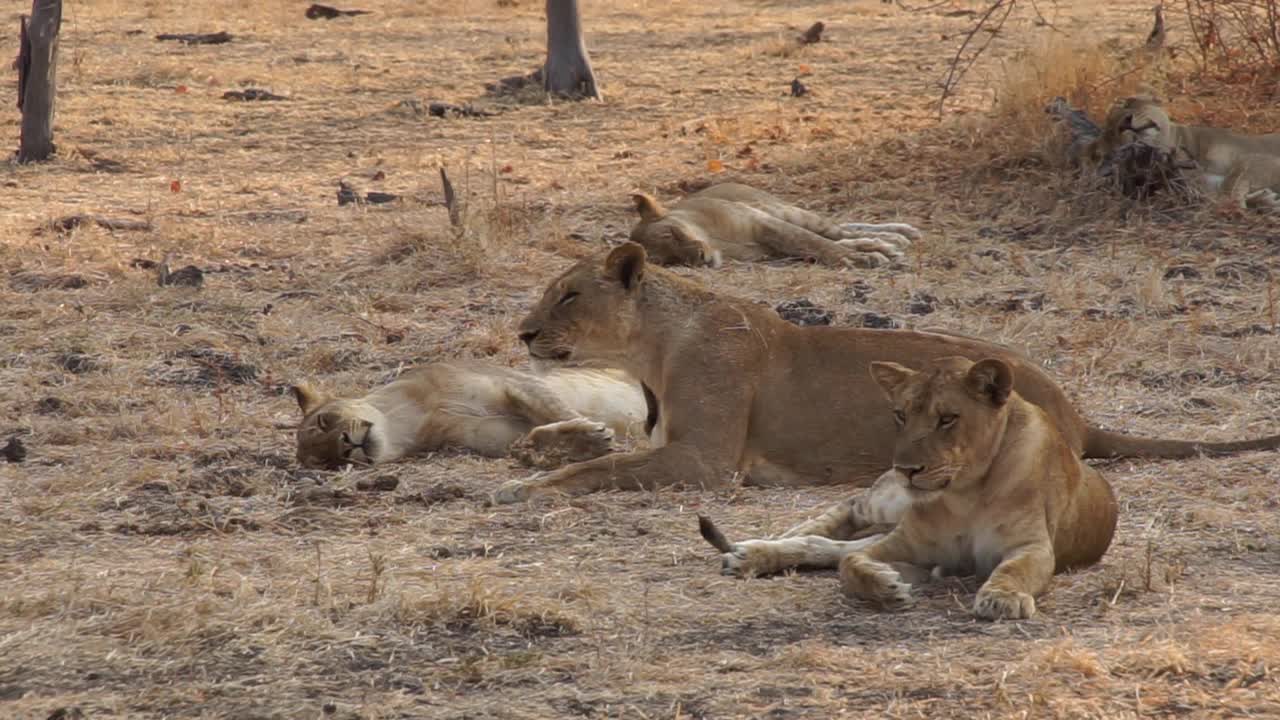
2, 1, 1279, 718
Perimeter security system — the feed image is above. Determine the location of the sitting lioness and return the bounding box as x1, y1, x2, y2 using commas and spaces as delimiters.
292, 362, 646, 469
494, 242, 1280, 503
628, 183, 919, 268
697, 356, 1119, 621
1093, 95, 1280, 209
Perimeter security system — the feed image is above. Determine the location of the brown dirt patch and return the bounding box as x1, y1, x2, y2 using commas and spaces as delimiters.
2, 1, 1279, 718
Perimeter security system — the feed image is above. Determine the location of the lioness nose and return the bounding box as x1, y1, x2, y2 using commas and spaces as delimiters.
894, 464, 924, 479
518, 329, 539, 346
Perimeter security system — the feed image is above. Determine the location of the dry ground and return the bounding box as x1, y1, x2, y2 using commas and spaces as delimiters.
3, 1, 1280, 718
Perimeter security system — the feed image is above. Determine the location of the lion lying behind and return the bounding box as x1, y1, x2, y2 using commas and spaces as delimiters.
496, 243, 1280, 503
699, 356, 1118, 621
292, 362, 647, 470
628, 182, 919, 268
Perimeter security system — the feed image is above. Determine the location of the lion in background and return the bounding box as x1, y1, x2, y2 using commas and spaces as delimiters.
1099, 95, 1280, 210
628, 182, 919, 268
292, 362, 647, 470
1051, 93, 1280, 209
699, 355, 1118, 621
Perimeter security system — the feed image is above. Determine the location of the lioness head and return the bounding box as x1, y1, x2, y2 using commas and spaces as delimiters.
869, 356, 1015, 493
291, 384, 384, 468
628, 192, 722, 268
517, 243, 649, 367
1105, 95, 1177, 151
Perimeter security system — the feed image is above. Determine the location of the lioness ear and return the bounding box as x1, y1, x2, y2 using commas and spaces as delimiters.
869, 361, 914, 398
966, 358, 1013, 406
631, 192, 667, 222
291, 383, 329, 415
605, 242, 647, 290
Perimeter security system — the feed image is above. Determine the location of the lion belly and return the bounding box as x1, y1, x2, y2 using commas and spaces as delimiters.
539, 370, 648, 441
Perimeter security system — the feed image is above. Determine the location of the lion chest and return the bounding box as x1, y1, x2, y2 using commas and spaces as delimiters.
969, 528, 1010, 580
910, 522, 1006, 580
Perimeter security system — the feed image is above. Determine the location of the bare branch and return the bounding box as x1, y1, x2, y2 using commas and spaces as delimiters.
936, 0, 1018, 120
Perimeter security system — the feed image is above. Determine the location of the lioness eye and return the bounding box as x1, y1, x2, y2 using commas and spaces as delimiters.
557, 291, 579, 307
892, 411, 906, 426
316, 415, 331, 431
939, 414, 958, 429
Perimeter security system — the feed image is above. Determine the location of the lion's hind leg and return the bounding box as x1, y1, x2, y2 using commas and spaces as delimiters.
698, 514, 883, 577
781, 469, 914, 539
699, 471, 913, 577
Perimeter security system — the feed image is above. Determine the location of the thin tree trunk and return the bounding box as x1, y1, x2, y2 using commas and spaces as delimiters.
17, 0, 62, 163
543, 0, 601, 100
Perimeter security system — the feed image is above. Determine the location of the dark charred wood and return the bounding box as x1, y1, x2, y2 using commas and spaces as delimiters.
222, 88, 288, 101
799, 21, 825, 44
155, 31, 232, 45
305, 4, 372, 20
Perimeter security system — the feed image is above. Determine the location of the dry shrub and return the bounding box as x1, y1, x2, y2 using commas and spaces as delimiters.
945, 30, 1224, 228
1027, 639, 1109, 679
377, 198, 540, 290
391, 580, 580, 637
1185, 0, 1280, 82
987, 40, 1144, 162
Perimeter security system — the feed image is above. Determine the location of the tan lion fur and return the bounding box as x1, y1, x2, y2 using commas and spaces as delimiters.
493, 243, 1280, 503
699, 356, 1118, 621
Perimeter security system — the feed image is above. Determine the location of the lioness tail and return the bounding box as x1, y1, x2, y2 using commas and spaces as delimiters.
1084, 426, 1280, 459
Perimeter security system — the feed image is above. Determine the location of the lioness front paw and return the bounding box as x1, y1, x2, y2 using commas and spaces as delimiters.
973, 587, 1036, 620
836, 237, 907, 261
838, 221, 922, 242
839, 555, 914, 610
1245, 188, 1280, 211
555, 419, 615, 460
491, 475, 545, 505
837, 250, 891, 269
512, 419, 615, 468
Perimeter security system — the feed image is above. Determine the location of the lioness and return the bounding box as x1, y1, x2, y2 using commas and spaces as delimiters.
1093, 95, 1280, 209
628, 183, 919, 268
698, 356, 1118, 621
292, 362, 646, 469
495, 243, 1280, 503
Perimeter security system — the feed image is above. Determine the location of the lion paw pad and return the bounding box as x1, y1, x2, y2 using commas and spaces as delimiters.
973, 588, 1036, 620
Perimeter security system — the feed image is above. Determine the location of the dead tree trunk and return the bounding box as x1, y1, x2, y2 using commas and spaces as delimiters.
16, 0, 62, 163
543, 0, 601, 100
